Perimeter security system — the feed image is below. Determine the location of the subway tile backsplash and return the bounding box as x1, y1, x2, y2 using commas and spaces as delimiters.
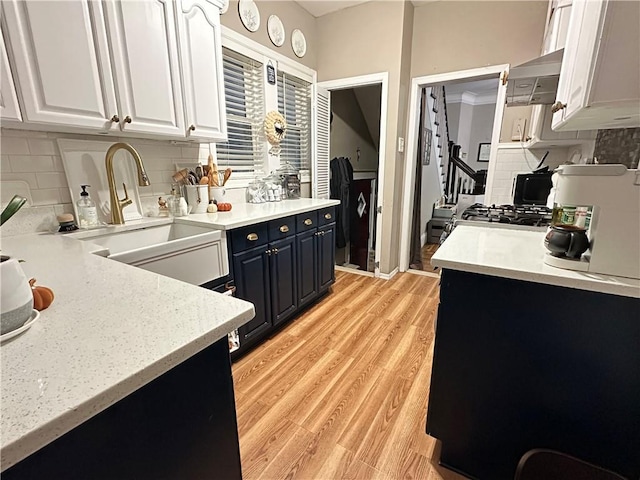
1, 128, 214, 207
0, 128, 216, 235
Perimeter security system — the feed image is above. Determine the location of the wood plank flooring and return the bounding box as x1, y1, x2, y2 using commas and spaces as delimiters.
233, 271, 468, 480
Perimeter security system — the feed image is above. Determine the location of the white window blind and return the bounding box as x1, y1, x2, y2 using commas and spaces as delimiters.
216, 47, 265, 180
277, 71, 311, 173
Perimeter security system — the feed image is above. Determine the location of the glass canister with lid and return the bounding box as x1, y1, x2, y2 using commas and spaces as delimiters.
246, 177, 267, 204
276, 162, 301, 199
263, 172, 284, 202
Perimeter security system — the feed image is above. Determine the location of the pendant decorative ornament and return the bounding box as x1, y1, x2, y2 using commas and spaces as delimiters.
264, 111, 287, 155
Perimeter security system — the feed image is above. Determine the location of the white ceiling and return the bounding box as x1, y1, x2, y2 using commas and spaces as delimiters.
294, 0, 439, 18
445, 79, 500, 105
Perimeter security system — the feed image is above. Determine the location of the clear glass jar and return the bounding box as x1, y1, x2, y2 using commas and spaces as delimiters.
276, 162, 300, 199
263, 173, 283, 202
246, 178, 267, 204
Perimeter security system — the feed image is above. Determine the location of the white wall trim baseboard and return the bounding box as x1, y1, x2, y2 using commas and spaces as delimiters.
335, 265, 374, 277
420, 232, 427, 247
378, 267, 399, 281
407, 269, 441, 279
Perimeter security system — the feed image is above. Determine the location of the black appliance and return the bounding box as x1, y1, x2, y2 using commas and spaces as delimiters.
513, 171, 553, 206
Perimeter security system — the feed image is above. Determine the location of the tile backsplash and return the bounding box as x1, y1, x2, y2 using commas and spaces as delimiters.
1, 128, 215, 235
593, 127, 640, 168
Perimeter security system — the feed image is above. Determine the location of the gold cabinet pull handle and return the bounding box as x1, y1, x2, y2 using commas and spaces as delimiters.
279, 225, 289, 233
247, 233, 258, 241
551, 101, 566, 113
304, 218, 313, 226
124, 115, 132, 124
324, 213, 332, 220
110, 115, 120, 123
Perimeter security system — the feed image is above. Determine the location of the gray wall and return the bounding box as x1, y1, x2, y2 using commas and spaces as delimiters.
330, 89, 379, 172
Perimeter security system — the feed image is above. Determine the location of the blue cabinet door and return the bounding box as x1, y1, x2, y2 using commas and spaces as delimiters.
269, 236, 297, 326
318, 223, 336, 291
296, 229, 318, 307
233, 244, 271, 344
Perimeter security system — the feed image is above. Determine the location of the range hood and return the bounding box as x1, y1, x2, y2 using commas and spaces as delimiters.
506, 49, 563, 106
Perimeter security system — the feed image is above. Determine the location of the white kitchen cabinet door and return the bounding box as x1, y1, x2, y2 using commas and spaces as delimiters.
552, 0, 640, 131
176, 0, 227, 141
0, 21, 22, 122
104, 0, 185, 138
2, 0, 119, 130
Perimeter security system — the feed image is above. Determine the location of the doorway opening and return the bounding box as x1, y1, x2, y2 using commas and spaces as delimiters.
399, 65, 509, 274
318, 73, 389, 278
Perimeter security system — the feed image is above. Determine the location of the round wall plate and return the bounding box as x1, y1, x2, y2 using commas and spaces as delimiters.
239, 0, 260, 32
267, 15, 285, 47
291, 29, 306, 58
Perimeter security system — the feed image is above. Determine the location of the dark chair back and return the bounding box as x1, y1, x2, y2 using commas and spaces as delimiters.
515, 449, 628, 480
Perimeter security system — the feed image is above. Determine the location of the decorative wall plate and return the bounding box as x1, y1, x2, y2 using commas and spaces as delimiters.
239, 0, 260, 32
267, 15, 285, 47
220, 0, 229, 14
291, 29, 306, 58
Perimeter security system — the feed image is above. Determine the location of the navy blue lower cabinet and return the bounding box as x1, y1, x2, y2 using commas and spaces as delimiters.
318, 223, 336, 291
3, 338, 242, 480
427, 269, 640, 480
269, 236, 297, 326
233, 243, 272, 345
296, 229, 318, 307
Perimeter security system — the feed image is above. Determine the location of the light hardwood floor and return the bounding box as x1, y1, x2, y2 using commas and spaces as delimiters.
233, 270, 468, 480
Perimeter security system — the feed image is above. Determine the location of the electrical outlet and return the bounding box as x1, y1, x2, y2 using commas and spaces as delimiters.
511, 118, 527, 141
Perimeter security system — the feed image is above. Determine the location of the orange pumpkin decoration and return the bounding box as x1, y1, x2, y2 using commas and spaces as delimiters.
29, 278, 54, 311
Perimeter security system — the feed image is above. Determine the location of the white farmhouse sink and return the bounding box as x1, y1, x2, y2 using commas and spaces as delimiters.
79, 223, 229, 286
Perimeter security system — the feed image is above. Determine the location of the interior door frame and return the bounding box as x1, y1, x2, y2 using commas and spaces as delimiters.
317, 72, 389, 278
398, 64, 510, 273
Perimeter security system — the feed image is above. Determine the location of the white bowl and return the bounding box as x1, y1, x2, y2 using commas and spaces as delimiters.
1, 257, 34, 335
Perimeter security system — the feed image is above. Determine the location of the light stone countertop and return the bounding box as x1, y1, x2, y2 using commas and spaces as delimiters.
0, 232, 255, 471
181, 198, 340, 230
432, 225, 640, 298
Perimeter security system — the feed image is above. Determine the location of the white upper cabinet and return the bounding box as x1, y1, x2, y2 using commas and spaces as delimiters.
0, 21, 22, 122
2, 0, 119, 131
551, 0, 640, 131
176, 0, 227, 141
104, 0, 185, 137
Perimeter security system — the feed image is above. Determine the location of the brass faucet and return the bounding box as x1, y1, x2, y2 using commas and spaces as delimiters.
105, 142, 150, 224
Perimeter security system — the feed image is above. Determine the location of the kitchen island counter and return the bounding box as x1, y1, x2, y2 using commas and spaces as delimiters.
431, 225, 640, 298
0, 232, 255, 472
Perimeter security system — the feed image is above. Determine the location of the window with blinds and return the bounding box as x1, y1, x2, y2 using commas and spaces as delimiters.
277, 71, 311, 173
216, 47, 265, 180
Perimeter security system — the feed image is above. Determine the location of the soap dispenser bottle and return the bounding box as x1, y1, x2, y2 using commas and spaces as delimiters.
77, 185, 99, 227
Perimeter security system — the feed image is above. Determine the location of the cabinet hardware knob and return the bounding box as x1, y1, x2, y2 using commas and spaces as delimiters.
321, 231, 326, 236
265, 249, 272, 255
247, 233, 258, 241
304, 218, 313, 226
324, 213, 332, 220
110, 115, 120, 123
279, 225, 289, 233
551, 101, 566, 113
124, 116, 132, 123
189, 124, 196, 131
273, 248, 278, 254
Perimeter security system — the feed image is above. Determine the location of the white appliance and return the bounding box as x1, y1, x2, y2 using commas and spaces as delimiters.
544, 164, 640, 279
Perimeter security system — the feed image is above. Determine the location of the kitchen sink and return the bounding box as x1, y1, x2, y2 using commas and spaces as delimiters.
78, 222, 229, 285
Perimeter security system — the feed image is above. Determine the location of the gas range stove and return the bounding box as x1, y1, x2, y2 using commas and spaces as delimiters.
460, 204, 553, 227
